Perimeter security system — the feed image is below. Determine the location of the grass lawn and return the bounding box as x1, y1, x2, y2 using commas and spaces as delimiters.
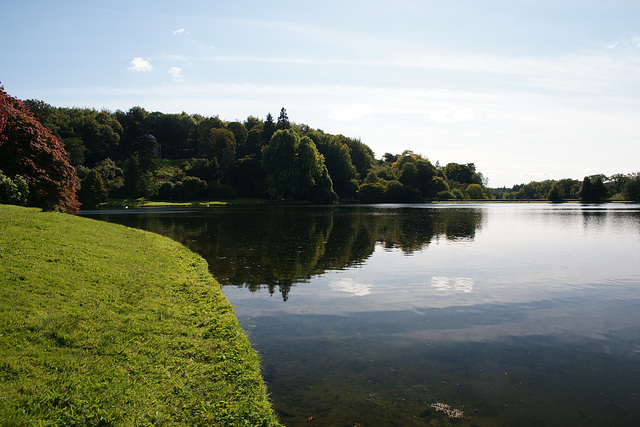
0, 204, 280, 426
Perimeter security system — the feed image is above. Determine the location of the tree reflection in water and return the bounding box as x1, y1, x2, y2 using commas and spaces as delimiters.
90, 206, 484, 300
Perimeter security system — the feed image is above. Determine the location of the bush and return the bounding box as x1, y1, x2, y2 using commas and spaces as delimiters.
207, 181, 237, 199
358, 182, 386, 203
452, 189, 464, 199
466, 183, 486, 199
385, 180, 423, 203
435, 190, 454, 200
156, 182, 175, 200
181, 176, 208, 199
0, 170, 28, 206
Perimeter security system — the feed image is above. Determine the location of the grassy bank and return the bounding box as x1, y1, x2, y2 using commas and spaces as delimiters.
100, 197, 288, 209
0, 205, 280, 426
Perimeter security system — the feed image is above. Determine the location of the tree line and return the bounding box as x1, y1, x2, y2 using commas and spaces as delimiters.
2, 82, 638, 212
2, 84, 495, 210
492, 173, 640, 202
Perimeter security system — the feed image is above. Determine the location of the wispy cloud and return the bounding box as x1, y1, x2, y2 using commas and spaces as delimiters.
173, 28, 189, 35
127, 57, 152, 72
169, 66, 183, 82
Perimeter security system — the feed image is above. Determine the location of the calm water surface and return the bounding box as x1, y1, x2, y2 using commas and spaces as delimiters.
83, 204, 640, 426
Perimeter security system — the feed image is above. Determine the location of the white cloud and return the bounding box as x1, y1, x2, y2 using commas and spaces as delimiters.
169, 66, 183, 82
173, 28, 188, 35
127, 57, 152, 72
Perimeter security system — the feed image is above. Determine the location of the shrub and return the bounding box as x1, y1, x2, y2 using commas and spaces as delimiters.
0, 170, 29, 206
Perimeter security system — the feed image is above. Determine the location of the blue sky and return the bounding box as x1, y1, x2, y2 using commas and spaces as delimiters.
2, 0, 639, 187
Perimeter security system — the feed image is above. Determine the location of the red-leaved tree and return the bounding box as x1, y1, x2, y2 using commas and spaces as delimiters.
0, 83, 79, 213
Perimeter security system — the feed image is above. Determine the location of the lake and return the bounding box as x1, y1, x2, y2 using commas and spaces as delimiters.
83, 203, 640, 426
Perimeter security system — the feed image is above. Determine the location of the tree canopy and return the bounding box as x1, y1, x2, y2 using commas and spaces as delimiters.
261, 129, 337, 204
25, 97, 640, 205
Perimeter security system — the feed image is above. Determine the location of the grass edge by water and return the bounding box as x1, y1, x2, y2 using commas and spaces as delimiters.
0, 204, 281, 426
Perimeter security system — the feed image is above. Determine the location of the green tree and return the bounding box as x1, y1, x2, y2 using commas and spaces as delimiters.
196, 116, 225, 155
384, 180, 422, 203
262, 113, 276, 142
591, 176, 608, 201
119, 106, 150, 159
261, 129, 336, 203
227, 121, 248, 147
78, 169, 108, 209
343, 137, 374, 179
547, 182, 563, 201
444, 162, 480, 185
622, 175, 640, 201
311, 134, 359, 200
149, 112, 197, 158
580, 176, 608, 201
358, 182, 386, 203
93, 158, 124, 195
466, 183, 486, 199
276, 107, 291, 130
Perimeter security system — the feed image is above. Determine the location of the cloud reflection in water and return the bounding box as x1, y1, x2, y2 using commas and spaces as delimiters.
431, 276, 474, 293
329, 278, 371, 296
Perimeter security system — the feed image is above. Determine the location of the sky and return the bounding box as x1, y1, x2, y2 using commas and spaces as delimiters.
2, 0, 640, 187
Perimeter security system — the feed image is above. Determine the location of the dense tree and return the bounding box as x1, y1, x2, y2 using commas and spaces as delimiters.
276, 107, 290, 130
466, 183, 486, 199
384, 180, 422, 203
310, 133, 359, 200
261, 129, 337, 203
383, 153, 398, 163
243, 115, 262, 131
344, 137, 374, 179
547, 182, 564, 201
78, 169, 108, 209
0, 86, 79, 213
444, 162, 480, 185
229, 155, 266, 197
185, 158, 218, 183
13, 97, 511, 206
149, 112, 197, 158
118, 107, 150, 159
93, 158, 124, 196
262, 113, 276, 142
358, 182, 386, 203
622, 175, 640, 201
227, 121, 248, 147
580, 176, 608, 202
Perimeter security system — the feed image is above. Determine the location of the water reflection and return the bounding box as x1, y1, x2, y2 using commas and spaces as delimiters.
86, 206, 484, 300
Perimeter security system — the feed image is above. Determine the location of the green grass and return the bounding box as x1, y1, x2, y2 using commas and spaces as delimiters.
101, 198, 299, 209
0, 205, 281, 426
102, 198, 230, 208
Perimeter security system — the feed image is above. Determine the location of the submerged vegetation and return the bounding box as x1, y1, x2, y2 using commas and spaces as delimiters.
0, 204, 280, 426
